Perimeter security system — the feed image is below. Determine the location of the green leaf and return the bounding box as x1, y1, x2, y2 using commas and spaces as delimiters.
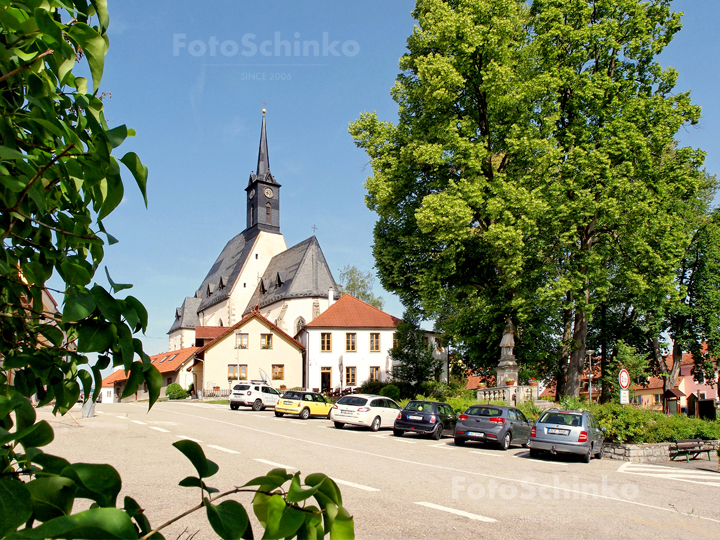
60, 260, 92, 287
10, 507, 138, 539
286, 472, 321, 504
0, 145, 31, 160
306, 474, 342, 507
124, 296, 148, 332
90, 0, 110, 32
262, 494, 305, 540
18, 420, 54, 449
178, 476, 203, 489
34, 7, 63, 46
143, 363, 162, 408
105, 266, 133, 293
172, 440, 219, 479
25, 476, 77, 522
32, 453, 71, 475
243, 469, 293, 490
91, 284, 122, 324
206, 499, 252, 540
329, 507, 354, 540
120, 362, 143, 398
61, 463, 121, 508
98, 171, 124, 220
0, 477, 33, 537
38, 324, 64, 347
78, 370, 93, 402
120, 152, 148, 207
77, 321, 114, 353
62, 287, 97, 324
67, 23, 107, 93
105, 125, 128, 148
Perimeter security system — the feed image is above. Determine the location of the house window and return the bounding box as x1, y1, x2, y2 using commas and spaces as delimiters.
393, 333, 399, 349
228, 365, 239, 379
240, 364, 247, 380
346, 333, 356, 352
435, 337, 441, 351
321, 333, 332, 352
166, 377, 172, 386
423, 336, 430, 348
370, 333, 380, 352
345, 366, 356, 386
654, 394, 662, 404
699, 392, 706, 399
272, 364, 284, 380
236, 333, 249, 349
261, 334, 273, 349
369, 366, 379, 381
266, 202, 272, 223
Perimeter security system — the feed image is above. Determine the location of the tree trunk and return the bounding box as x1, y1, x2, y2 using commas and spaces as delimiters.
600, 302, 611, 403
555, 300, 574, 399
565, 308, 589, 398
665, 340, 683, 393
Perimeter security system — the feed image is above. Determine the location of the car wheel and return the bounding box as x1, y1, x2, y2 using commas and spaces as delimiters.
594, 443, 603, 460
252, 399, 262, 411
529, 448, 541, 459
299, 408, 310, 420
334, 422, 344, 429
274, 411, 284, 417
393, 428, 403, 437
432, 423, 443, 440
454, 437, 465, 447
583, 446, 592, 463
500, 432, 511, 451
230, 404, 239, 410
370, 416, 381, 432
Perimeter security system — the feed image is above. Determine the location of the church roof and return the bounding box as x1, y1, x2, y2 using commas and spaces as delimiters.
244, 236, 338, 314
248, 112, 276, 185
167, 296, 201, 334
304, 294, 402, 329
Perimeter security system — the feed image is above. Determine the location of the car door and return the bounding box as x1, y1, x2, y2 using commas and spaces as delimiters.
312, 393, 330, 415
513, 409, 531, 441
262, 386, 280, 407
442, 404, 456, 434
384, 399, 401, 425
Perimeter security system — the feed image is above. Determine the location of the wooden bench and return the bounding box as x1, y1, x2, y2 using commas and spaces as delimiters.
670, 439, 713, 463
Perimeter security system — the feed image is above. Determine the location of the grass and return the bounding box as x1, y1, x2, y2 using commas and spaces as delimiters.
204, 399, 229, 405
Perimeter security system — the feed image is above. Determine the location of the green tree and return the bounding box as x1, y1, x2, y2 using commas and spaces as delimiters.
390, 309, 444, 385
600, 340, 650, 402
337, 265, 384, 309
0, 2, 354, 538
350, 0, 706, 398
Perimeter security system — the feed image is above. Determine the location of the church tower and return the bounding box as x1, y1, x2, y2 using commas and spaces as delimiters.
246, 110, 281, 234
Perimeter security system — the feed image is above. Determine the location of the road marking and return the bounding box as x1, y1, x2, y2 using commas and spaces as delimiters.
207, 445, 240, 454
115, 415, 128, 419
176, 435, 203, 443
131, 420, 147, 425
330, 478, 380, 492
371, 434, 390, 438
291, 421, 308, 425
255, 459, 296, 470
618, 462, 720, 487
96, 411, 104, 414
149, 427, 170, 433
414, 502, 496, 522
470, 451, 503, 457
429, 443, 455, 449
391, 438, 416, 444
148, 406, 720, 524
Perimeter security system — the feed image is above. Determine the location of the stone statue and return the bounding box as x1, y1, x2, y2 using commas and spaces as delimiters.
499, 319, 515, 360
496, 318, 519, 387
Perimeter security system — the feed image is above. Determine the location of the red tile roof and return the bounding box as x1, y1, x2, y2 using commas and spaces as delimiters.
101, 347, 198, 385
194, 310, 304, 357
304, 294, 402, 329
194, 326, 227, 339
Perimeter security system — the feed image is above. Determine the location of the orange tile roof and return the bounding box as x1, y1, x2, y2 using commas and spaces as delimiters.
195, 326, 227, 339
101, 347, 198, 385
194, 310, 304, 357
304, 294, 402, 329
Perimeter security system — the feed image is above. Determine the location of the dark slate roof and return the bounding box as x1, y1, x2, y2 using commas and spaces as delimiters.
248, 113, 276, 186
167, 296, 201, 334
195, 228, 262, 313
244, 236, 338, 314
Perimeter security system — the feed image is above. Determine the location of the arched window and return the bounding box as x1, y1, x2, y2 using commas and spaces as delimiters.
266, 202, 272, 224
250, 204, 254, 226
295, 317, 306, 334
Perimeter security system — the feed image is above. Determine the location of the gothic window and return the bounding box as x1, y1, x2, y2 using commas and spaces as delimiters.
266, 202, 272, 224
295, 317, 306, 334
250, 204, 254, 225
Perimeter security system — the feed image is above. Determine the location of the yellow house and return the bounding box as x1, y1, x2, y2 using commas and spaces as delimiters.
191, 310, 305, 394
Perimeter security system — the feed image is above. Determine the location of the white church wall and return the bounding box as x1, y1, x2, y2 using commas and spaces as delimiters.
262, 296, 331, 336
168, 328, 195, 352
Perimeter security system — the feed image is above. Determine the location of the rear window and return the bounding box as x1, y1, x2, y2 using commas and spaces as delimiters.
405, 401, 436, 413
233, 385, 250, 391
283, 391, 301, 399
466, 407, 504, 417
337, 396, 368, 406
539, 412, 582, 427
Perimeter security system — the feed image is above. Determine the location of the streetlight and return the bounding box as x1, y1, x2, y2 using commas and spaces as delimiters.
586, 349, 596, 403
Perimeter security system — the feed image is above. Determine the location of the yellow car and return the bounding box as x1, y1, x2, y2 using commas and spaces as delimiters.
274, 391, 333, 419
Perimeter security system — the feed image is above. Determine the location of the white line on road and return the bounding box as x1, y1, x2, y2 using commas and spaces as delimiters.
149, 427, 170, 433
207, 445, 240, 454
131, 420, 147, 425
95, 411, 104, 414
370, 434, 390, 438
291, 421, 308, 425
255, 459, 296, 470
469, 451, 503, 457
115, 415, 128, 419
429, 443, 455, 449
391, 438, 416, 444
330, 478, 380, 492
176, 435, 203, 443
512, 452, 567, 465
414, 502, 496, 522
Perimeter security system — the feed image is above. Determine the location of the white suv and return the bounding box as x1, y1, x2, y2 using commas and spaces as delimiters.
229, 381, 281, 411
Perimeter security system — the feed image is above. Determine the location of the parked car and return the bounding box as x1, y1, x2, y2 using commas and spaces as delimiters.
393, 400, 457, 440
330, 394, 401, 431
228, 381, 281, 411
274, 390, 333, 419
528, 409, 605, 463
454, 405, 532, 450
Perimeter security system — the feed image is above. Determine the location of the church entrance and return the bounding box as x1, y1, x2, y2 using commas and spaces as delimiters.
321, 367, 331, 392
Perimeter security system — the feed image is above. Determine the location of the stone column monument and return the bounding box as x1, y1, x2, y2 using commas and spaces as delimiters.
496, 319, 519, 386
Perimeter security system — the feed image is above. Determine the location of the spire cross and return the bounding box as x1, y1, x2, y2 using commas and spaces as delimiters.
311, 225, 318, 234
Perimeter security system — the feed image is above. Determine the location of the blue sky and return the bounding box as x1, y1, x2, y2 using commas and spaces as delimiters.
67, 0, 720, 356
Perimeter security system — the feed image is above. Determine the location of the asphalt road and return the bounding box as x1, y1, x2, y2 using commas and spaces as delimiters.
37, 401, 720, 540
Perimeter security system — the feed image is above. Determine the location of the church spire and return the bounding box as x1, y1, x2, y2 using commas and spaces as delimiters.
256, 109, 270, 178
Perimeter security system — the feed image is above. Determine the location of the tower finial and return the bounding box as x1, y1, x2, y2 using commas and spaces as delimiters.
256, 111, 270, 177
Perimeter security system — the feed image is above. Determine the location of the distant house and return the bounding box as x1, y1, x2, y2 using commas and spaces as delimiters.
101, 347, 197, 403
296, 294, 448, 392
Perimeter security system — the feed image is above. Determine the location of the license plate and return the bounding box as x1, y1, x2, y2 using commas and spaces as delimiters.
548, 428, 569, 435
283, 401, 293, 405
340, 409, 354, 415
408, 415, 423, 421
467, 432, 485, 438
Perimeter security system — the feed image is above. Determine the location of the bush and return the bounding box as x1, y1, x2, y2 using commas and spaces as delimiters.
188, 382, 194, 393
380, 384, 400, 402
166, 383, 188, 400
358, 379, 388, 395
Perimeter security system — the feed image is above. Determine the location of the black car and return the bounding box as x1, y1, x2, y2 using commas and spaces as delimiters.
454, 405, 532, 450
393, 400, 457, 440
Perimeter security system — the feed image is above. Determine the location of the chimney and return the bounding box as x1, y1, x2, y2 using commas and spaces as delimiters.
328, 288, 335, 307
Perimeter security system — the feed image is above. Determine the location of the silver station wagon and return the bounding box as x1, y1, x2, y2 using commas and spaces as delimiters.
528, 409, 605, 463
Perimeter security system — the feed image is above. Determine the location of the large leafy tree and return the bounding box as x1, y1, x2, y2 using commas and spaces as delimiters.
337, 265, 384, 309
350, 0, 706, 397
0, 2, 354, 538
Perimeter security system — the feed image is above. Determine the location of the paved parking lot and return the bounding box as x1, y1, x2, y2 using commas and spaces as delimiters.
39, 402, 720, 539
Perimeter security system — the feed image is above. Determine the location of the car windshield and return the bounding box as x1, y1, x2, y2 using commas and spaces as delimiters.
337, 396, 368, 406
466, 407, 503, 417
405, 402, 435, 413
540, 412, 582, 427
233, 385, 250, 391
283, 391, 301, 399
